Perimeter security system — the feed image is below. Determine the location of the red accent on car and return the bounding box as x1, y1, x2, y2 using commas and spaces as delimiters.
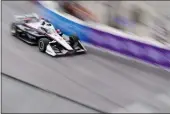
56, 29, 61, 33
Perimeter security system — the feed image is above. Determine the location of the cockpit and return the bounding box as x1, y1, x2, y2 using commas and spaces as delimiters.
41, 20, 52, 26
39, 20, 56, 35
46, 28, 56, 34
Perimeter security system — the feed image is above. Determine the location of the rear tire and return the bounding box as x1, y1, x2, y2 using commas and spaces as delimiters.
38, 38, 50, 52
11, 24, 17, 36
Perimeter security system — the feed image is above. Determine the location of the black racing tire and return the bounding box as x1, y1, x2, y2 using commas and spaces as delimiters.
38, 38, 50, 52
69, 35, 80, 47
69, 35, 79, 42
11, 23, 17, 36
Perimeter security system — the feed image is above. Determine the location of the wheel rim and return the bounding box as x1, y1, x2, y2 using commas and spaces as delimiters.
11, 27, 15, 34
39, 41, 44, 50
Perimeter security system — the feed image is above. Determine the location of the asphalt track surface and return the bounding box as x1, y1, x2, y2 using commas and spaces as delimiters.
2, 1, 170, 113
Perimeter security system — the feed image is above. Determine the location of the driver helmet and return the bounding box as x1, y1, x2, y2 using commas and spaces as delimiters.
41, 17, 50, 23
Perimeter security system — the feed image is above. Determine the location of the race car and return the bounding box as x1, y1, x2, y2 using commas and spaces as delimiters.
11, 13, 87, 56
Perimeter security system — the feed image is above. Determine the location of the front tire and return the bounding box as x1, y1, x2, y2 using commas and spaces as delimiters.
38, 38, 50, 52
69, 35, 79, 42
69, 35, 79, 47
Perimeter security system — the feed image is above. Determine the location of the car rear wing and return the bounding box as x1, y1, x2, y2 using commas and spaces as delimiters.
14, 13, 40, 22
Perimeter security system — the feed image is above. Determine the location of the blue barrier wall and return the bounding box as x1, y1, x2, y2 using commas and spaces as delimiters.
37, 3, 170, 69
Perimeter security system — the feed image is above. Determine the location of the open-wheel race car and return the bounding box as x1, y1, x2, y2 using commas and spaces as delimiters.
11, 13, 87, 56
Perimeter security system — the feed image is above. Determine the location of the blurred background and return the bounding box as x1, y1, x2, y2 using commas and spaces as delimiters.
55, 1, 170, 44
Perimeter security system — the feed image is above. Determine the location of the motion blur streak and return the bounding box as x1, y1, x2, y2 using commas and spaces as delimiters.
2, 1, 170, 113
